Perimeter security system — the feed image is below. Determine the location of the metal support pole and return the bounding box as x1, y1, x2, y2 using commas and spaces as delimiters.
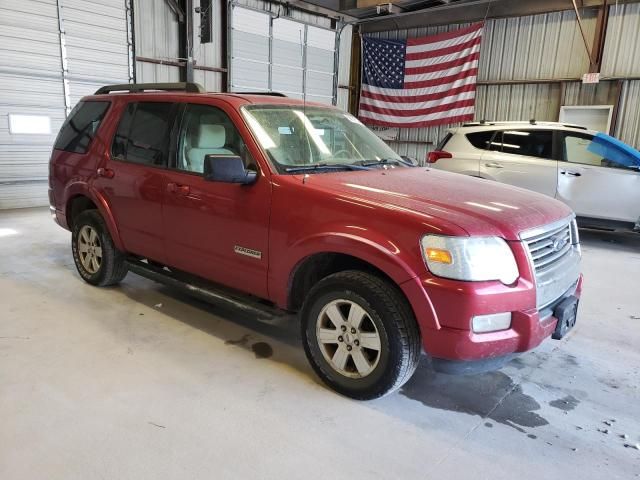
185, 0, 195, 82
56, 0, 72, 115
125, 0, 135, 83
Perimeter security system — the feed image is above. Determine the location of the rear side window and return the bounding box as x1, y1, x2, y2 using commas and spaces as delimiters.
112, 102, 174, 166
466, 131, 495, 150
54, 101, 110, 153
435, 132, 453, 151
492, 130, 553, 160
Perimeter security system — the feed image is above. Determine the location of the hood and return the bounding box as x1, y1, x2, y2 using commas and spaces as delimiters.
298, 167, 572, 240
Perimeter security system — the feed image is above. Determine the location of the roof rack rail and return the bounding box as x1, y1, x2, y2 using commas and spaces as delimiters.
234, 91, 288, 97
94, 82, 205, 95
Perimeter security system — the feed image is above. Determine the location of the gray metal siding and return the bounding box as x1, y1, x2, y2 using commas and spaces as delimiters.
615, 80, 640, 149
133, 0, 181, 83
601, 2, 640, 77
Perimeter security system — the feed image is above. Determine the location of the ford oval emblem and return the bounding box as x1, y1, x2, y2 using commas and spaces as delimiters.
552, 234, 569, 252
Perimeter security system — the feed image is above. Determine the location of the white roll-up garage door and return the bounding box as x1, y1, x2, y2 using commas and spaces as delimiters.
230, 5, 337, 104
0, 0, 132, 209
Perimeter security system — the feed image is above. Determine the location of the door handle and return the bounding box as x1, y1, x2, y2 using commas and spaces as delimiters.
96, 167, 115, 179
561, 170, 582, 177
167, 182, 190, 195
485, 162, 504, 168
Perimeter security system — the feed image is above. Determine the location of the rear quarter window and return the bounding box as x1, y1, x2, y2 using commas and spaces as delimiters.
465, 131, 495, 150
435, 132, 453, 150
54, 101, 110, 153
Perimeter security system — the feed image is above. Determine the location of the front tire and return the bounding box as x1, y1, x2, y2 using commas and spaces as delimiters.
71, 210, 128, 286
301, 270, 421, 400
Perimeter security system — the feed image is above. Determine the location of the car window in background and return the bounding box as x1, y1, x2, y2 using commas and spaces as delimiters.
490, 130, 554, 159
111, 102, 174, 167
466, 131, 495, 150
54, 101, 110, 153
562, 132, 640, 171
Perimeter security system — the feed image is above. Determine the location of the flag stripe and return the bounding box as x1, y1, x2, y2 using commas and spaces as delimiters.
360, 89, 476, 111
406, 51, 480, 75
360, 114, 475, 129
404, 69, 478, 89
406, 36, 482, 61
405, 60, 479, 83
360, 98, 476, 117
359, 105, 474, 122
405, 44, 481, 69
362, 76, 478, 98
360, 23, 483, 128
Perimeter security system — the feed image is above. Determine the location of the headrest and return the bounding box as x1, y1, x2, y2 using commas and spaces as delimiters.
195, 124, 226, 149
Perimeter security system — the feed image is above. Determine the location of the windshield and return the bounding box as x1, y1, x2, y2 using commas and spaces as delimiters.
242, 105, 404, 173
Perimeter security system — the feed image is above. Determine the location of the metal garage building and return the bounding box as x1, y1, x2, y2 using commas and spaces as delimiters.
1, 0, 639, 209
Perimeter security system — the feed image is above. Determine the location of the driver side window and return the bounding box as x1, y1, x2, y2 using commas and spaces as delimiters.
177, 104, 254, 174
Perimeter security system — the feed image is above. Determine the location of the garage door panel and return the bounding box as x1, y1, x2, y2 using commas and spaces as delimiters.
231, 59, 269, 90
305, 71, 333, 97
306, 47, 334, 73
0, 183, 49, 209
272, 39, 304, 68
232, 31, 270, 62
272, 66, 303, 95
0, 0, 131, 209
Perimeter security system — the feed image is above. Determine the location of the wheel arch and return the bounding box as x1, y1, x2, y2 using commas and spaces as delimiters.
63, 185, 124, 250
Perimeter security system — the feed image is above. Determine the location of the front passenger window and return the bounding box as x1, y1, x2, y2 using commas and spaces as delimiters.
177, 104, 254, 174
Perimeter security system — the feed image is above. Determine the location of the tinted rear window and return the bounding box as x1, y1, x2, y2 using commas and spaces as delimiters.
54, 101, 110, 153
111, 102, 174, 167
466, 131, 495, 150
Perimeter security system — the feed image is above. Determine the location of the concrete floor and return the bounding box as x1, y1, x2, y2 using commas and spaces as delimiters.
1, 208, 639, 480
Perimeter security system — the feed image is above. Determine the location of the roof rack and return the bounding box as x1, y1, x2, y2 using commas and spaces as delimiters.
94, 82, 205, 95
461, 120, 588, 130
234, 91, 288, 97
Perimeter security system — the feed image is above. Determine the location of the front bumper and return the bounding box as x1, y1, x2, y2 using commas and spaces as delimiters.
400, 272, 583, 363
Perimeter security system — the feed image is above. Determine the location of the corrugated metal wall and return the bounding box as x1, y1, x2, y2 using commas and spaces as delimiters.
365, 5, 640, 162
616, 80, 640, 148
133, 0, 181, 82
601, 1, 640, 77
0, 0, 132, 209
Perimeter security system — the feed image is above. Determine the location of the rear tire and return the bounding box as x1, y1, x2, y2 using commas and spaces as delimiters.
71, 210, 128, 286
301, 270, 421, 400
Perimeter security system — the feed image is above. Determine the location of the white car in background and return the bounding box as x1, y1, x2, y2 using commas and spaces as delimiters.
429, 121, 640, 232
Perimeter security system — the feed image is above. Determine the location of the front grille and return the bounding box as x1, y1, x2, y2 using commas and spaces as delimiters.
520, 217, 581, 310
524, 222, 572, 274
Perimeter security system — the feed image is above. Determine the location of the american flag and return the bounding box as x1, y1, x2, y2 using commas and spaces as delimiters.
359, 23, 484, 128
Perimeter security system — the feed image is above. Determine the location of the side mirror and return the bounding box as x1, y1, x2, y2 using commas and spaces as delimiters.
203, 155, 257, 185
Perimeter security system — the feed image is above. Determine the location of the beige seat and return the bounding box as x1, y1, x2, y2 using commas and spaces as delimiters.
186, 124, 234, 173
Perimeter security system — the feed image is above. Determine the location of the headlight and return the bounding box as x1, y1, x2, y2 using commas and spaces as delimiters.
420, 235, 519, 284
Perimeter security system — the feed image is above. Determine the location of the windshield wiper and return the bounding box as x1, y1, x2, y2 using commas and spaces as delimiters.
357, 157, 416, 168
284, 163, 370, 173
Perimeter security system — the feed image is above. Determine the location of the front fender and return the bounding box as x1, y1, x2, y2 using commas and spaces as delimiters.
63, 182, 124, 251
269, 228, 424, 309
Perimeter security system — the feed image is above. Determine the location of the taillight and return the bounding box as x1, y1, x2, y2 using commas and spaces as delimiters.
426, 151, 452, 164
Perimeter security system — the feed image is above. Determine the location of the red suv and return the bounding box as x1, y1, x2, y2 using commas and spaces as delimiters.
49, 83, 583, 399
